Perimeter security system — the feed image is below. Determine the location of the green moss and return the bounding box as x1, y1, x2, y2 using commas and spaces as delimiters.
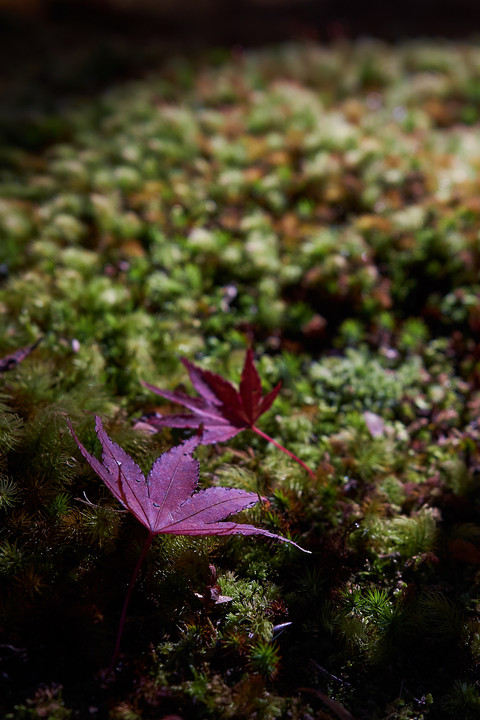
2, 37, 480, 720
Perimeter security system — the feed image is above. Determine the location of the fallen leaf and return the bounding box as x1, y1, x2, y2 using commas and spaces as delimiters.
68, 415, 308, 549
0, 338, 42, 373
141, 349, 281, 445
141, 350, 316, 478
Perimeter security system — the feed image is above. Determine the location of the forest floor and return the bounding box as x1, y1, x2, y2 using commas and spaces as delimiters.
1, 27, 480, 720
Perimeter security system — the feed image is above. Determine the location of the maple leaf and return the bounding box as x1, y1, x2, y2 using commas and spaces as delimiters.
141, 349, 315, 478
0, 338, 42, 373
68, 414, 304, 546
141, 349, 280, 444
68, 415, 309, 669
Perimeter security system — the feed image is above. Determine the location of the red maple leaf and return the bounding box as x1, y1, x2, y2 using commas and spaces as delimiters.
141, 349, 280, 444
141, 349, 315, 478
68, 415, 308, 668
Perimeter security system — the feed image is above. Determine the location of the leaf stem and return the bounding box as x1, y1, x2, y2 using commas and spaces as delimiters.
251, 426, 316, 479
108, 532, 154, 672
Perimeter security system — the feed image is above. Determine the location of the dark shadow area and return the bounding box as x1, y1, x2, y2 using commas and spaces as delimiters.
3, 0, 480, 44
1, 0, 480, 110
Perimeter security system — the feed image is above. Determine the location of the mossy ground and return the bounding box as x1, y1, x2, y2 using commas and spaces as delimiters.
2, 39, 480, 719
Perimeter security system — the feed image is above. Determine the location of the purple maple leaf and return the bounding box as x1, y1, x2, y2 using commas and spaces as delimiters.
68, 415, 304, 546
68, 415, 308, 668
0, 338, 42, 373
141, 349, 315, 478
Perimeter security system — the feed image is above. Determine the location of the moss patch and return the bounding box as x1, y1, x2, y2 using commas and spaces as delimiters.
2, 40, 480, 719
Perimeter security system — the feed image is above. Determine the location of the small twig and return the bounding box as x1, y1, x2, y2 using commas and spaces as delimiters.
75, 492, 127, 512
0, 644, 27, 661
310, 659, 353, 689
300, 687, 357, 720
108, 532, 154, 673
251, 425, 316, 479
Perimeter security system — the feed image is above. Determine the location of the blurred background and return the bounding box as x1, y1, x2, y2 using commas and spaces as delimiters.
2, 0, 480, 43
2, 0, 480, 140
